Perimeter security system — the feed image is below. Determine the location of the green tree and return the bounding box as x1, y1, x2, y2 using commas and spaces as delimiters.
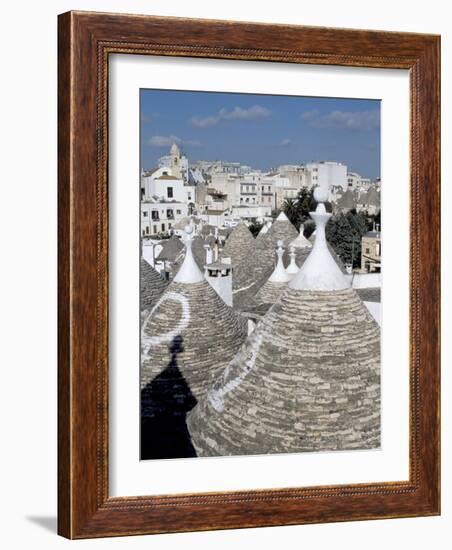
248, 220, 263, 237
282, 187, 315, 229
326, 210, 369, 268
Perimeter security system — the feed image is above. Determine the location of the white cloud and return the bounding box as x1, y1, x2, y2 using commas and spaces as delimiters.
190, 116, 220, 128
191, 104, 271, 127
148, 135, 180, 147
280, 138, 291, 146
301, 109, 380, 130
301, 109, 320, 121
148, 135, 201, 148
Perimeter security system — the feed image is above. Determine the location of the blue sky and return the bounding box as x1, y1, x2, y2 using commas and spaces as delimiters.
140, 89, 380, 179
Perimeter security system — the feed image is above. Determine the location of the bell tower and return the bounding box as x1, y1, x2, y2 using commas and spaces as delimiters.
170, 142, 182, 179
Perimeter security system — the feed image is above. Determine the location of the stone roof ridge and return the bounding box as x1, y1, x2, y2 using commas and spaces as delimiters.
289, 189, 350, 291
173, 225, 205, 283
269, 241, 291, 283
257, 220, 272, 237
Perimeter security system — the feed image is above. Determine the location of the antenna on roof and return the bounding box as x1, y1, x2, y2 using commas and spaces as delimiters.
174, 225, 204, 284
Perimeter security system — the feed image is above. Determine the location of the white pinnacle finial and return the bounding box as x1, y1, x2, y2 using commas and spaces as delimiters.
289, 188, 349, 291
269, 240, 291, 283
286, 246, 299, 279
290, 224, 312, 249
174, 225, 204, 283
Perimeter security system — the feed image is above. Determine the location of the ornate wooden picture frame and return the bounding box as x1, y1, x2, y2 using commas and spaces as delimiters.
58, 11, 440, 539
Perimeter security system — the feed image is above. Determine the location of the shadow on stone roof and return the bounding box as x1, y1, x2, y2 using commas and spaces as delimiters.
141, 335, 197, 460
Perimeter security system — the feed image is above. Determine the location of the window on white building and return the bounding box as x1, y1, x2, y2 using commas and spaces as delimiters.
167, 187, 173, 198
176, 209, 181, 215
143, 211, 148, 217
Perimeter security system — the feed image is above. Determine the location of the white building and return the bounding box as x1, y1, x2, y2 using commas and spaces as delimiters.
346, 171, 371, 191
305, 161, 347, 191
230, 204, 272, 221
277, 164, 307, 189
141, 199, 188, 236
141, 162, 191, 236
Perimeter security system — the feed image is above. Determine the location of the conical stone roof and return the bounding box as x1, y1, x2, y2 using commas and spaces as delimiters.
366, 187, 380, 208
140, 258, 169, 314
223, 221, 255, 277
337, 189, 356, 210
187, 193, 380, 456
141, 281, 248, 407
141, 226, 248, 411
253, 241, 290, 306
264, 212, 299, 248
157, 236, 184, 262
187, 287, 380, 456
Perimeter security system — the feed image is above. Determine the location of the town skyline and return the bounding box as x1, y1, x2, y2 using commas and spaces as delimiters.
141, 89, 381, 180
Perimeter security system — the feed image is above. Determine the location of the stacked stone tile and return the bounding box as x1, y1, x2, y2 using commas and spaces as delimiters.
221, 222, 257, 305
257, 212, 299, 271
336, 188, 357, 210
233, 214, 300, 309
141, 226, 248, 418
187, 287, 380, 456
223, 221, 255, 272
157, 236, 184, 265
264, 212, 299, 248
140, 258, 168, 316
187, 189, 380, 457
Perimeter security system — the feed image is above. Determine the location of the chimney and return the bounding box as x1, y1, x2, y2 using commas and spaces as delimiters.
205, 256, 233, 307
204, 244, 213, 265
142, 239, 155, 267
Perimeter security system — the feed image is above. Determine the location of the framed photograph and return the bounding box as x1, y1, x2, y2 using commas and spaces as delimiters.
58, 11, 440, 538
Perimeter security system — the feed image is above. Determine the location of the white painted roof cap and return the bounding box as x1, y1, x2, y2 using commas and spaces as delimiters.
173, 225, 205, 283
289, 201, 350, 291
269, 240, 291, 283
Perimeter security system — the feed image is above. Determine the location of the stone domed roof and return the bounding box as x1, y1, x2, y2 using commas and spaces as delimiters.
141, 226, 248, 409
157, 236, 184, 263
140, 258, 168, 314
366, 186, 380, 208
223, 221, 255, 270
187, 198, 380, 457
141, 280, 248, 407
264, 212, 299, 247
187, 287, 380, 456
336, 189, 357, 210
253, 241, 290, 306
